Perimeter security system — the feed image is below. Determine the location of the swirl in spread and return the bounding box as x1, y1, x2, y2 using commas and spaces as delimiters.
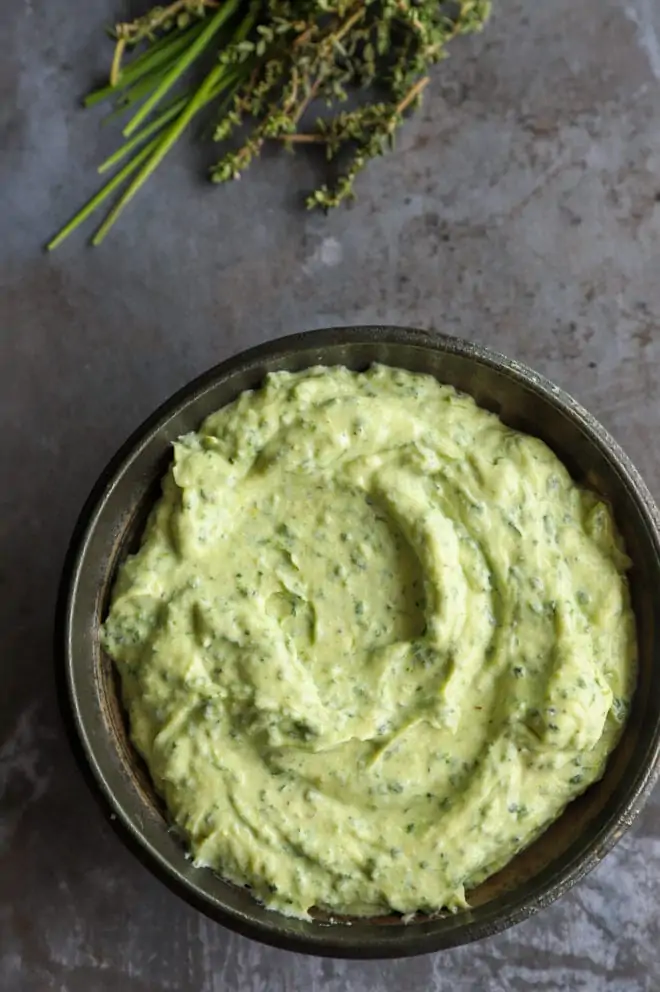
102, 365, 636, 918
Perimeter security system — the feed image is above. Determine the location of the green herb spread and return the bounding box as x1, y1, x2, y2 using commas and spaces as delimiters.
102, 365, 636, 919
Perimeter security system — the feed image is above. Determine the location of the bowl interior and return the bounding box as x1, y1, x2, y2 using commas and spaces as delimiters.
62, 328, 660, 957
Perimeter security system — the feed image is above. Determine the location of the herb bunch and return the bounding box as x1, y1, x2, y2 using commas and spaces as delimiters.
48, 0, 491, 248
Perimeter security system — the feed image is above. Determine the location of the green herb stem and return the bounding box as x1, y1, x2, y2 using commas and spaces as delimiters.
122, 0, 240, 137
127, 19, 204, 71
101, 71, 174, 121
92, 62, 228, 244
84, 22, 206, 107
46, 137, 160, 250
49, 67, 246, 247
98, 96, 189, 172
99, 62, 243, 172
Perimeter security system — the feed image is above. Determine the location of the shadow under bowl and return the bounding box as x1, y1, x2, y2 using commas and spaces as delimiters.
56, 327, 660, 958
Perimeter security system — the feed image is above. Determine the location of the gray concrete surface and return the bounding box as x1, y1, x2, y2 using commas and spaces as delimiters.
3, 0, 660, 988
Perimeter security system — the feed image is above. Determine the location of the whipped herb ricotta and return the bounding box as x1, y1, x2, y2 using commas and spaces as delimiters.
102, 365, 636, 918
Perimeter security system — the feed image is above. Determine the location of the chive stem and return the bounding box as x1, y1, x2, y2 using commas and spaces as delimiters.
101, 72, 170, 120
46, 137, 160, 250
122, 0, 240, 137
92, 63, 227, 244
99, 60, 244, 172
84, 22, 206, 107
98, 96, 188, 172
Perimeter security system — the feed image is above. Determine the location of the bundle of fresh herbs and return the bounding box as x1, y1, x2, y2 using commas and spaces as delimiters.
48, 0, 491, 248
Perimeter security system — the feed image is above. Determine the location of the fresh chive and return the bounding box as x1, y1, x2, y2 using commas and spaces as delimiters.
100, 62, 245, 168
92, 62, 228, 244
123, 0, 240, 137
84, 23, 206, 107
46, 137, 160, 250
49, 62, 246, 248
128, 21, 205, 72
98, 96, 188, 172
101, 72, 173, 121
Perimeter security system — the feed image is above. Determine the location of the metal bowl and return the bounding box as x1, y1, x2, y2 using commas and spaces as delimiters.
56, 327, 660, 958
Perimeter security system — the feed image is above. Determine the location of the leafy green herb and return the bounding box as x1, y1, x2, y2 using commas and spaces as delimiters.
48, 0, 491, 247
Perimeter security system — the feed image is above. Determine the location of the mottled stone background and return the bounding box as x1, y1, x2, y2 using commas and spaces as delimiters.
2, 0, 660, 988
